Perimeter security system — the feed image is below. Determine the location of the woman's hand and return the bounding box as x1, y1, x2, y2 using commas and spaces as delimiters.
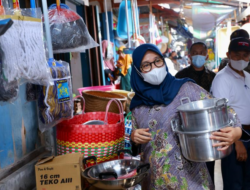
131, 128, 152, 144
235, 141, 248, 162
210, 127, 242, 151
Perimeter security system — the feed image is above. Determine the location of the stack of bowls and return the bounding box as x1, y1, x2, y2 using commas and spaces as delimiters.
171, 97, 233, 162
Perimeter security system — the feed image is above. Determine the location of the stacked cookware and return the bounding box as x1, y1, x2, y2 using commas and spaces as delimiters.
171, 97, 233, 162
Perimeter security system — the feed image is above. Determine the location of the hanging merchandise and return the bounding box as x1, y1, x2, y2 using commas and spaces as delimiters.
154, 24, 162, 45
103, 0, 113, 60
0, 18, 18, 102
25, 0, 39, 102
124, 112, 132, 150
123, 0, 135, 54
102, 40, 115, 70
38, 59, 73, 132
48, 0, 98, 53
0, 0, 5, 15
176, 19, 193, 39
117, 0, 133, 39
130, 0, 145, 46
0, 6, 51, 85
57, 99, 125, 164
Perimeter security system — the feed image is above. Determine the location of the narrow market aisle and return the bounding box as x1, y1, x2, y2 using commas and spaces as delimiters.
214, 160, 223, 190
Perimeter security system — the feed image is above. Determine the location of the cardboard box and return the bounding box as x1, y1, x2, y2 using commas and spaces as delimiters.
35, 153, 83, 190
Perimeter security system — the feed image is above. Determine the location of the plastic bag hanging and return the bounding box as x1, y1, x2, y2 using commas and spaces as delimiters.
47, 2, 98, 53
0, 18, 18, 102
0, 8, 51, 85
37, 59, 73, 132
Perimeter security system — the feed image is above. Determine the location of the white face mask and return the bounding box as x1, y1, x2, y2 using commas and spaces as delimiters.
136, 66, 168, 85
230, 59, 249, 71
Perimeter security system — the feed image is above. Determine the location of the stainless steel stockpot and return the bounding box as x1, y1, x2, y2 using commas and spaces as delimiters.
171, 119, 233, 162
177, 97, 229, 132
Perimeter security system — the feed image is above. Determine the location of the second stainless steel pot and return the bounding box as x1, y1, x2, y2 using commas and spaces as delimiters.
171, 119, 233, 162
177, 97, 229, 132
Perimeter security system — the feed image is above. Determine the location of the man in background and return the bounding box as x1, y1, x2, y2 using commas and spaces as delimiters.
211, 29, 250, 190
175, 42, 216, 92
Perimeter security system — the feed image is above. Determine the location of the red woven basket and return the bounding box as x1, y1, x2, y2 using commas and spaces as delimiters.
56, 99, 125, 164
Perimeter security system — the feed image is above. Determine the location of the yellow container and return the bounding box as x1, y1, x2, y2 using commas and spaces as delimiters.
107, 89, 131, 97
108, 90, 131, 113
126, 92, 135, 113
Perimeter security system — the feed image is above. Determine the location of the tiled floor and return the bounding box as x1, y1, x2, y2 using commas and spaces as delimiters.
214, 160, 223, 190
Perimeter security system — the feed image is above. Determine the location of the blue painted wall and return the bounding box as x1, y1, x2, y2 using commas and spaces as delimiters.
0, 83, 39, 170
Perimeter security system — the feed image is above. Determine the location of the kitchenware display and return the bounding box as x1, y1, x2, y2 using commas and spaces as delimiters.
177, 97, 229, 132
171, 119, 233, 162
82, 151, 150, 190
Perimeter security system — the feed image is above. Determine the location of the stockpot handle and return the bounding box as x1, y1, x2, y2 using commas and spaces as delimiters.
180, 97, 191, 105
137, 163, 150, 174
171, 118, 179, 132
99, 172, 118, 179
82, 156, 97, 168
118, 149, 133, 159
215, 98, 228, 108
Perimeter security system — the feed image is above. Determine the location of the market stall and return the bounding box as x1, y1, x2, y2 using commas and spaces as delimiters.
0, 0, 250, 189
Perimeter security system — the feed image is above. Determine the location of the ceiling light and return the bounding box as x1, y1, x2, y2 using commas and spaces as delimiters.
173, 8, 181, 12
186, 3, 201, 6
206, 38, 213, 41
158, 4, 170, 9
234, 0, 250, 2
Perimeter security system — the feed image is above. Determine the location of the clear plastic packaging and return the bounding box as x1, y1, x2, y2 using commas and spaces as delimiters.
38, 59, 73, 132
48, 3, 98, 53
0, 8, 51, 85
0, 47, 18, 102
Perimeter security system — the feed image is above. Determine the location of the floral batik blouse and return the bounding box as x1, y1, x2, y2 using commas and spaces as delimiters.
132, 82, 241, 190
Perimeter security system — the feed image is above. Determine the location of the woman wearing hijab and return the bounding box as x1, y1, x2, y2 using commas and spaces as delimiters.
116, 46, 133, 91
130, 44, 243, 190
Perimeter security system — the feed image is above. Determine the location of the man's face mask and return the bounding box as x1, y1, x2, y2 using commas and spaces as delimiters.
230, 58, 249, 71
173, 56, 178, 60
191, 55, 206, 68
